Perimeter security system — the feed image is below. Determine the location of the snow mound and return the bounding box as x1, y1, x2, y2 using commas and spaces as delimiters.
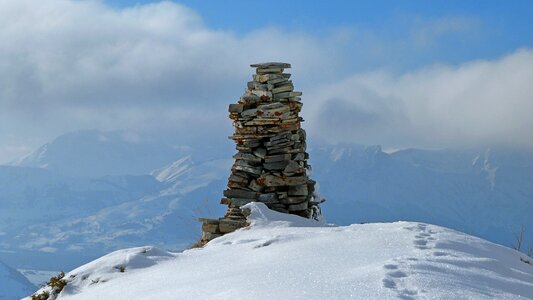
63, 247, 174, 294
25, 205, 533, 300
242, 202, 328, 228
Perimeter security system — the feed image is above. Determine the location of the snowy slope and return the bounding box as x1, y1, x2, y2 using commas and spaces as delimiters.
27, 203, 533, 300
0, 156, 230, 272
311, 144, 533, 247
12, 130, 187, 177
0, 165, 165, 270
0, 260, 35, 300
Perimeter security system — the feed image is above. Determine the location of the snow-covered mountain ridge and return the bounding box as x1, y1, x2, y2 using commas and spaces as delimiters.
26, 203, 533, 300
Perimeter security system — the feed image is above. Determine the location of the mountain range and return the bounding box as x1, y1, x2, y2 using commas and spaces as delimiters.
1, 130, 532, 278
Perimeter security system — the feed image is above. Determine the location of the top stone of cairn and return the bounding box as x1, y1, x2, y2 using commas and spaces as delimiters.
250, 62, 292, 69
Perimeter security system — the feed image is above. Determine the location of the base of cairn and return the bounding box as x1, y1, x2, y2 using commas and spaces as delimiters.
197, 207, 251, 246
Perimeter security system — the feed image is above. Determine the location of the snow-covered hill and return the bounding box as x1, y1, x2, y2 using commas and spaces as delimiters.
0, 260, 35, 300
26, 203, 533, 300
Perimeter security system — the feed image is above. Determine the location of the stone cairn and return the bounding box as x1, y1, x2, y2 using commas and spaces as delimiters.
198, 62, 324, 244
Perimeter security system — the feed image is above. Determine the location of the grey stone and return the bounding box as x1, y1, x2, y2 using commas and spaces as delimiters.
248, 179, 264, 192
264, 160, 289, 170
253, 82, 269, 91
264, 153, 291, 163
277, 191, 288, 199
241, 94, 260, 102
223, 189, 258, 199
258, 193, 279, 203
202, 222, 219, 233
257, 175, 308, 186
242, 140, 261, 148
251, 90, 273, 98
202, 232, 223, 241
229, 104, 244, 113
266, 141, 295, 151
271, 132, 292, 141
288, 184, 308, 196
241, 108, 257, 117
234, 159, 258, 169
233, 153, 262, 163
256, 67, 284, 74
253, 147, 267, 158
264, 138, 291, 147
272, 84, 294, 94
253, 73, 283, 83
273, 91, 302, 99
229, 198, 256, 207
283, 160, 303, 175
250, 62, 291, 68
268, 147, 293, 155
245, 118, 279, 126
219, 219, 248, 233
273, 79, 292, 88
236, 145, 252, 153
233, 165, 262, 176
280, 196, 307, 205
292, 153, 305, 161
288, 202, 308, 211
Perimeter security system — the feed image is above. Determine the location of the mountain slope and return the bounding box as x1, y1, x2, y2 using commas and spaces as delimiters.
12, 130, 186, 177
310, 144, 533, 248
26, 203, 533, 300
0, 260, 35, 300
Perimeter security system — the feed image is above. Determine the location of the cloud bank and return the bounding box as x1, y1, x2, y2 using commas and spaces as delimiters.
307, 49, 533, 149
0, 0, 532, 162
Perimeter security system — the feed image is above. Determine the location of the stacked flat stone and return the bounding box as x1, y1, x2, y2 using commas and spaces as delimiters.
198, 62, 324, 244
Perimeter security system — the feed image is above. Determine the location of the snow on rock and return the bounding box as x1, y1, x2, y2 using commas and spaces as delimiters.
26, 203, 533, 300
0, 260, 35, 300
243, 202, 327, 228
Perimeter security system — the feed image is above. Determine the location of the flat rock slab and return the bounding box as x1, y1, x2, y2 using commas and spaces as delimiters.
257, 175, 308, 186
251, 62, 291, 68
218, 219, 248, 233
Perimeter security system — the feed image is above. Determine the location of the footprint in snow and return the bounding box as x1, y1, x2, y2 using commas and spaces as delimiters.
382, 278, 397, 289
414, 239, 427, 246
388, 270, 408, 278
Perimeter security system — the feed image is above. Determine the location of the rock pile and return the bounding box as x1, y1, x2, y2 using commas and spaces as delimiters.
198, 62, 324, 244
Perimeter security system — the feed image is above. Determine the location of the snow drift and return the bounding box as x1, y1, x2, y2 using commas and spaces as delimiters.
26, 203, 533, 300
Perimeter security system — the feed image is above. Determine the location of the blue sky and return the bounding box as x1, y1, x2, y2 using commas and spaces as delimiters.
105, 0, 533, 68
0, 0, 532, 162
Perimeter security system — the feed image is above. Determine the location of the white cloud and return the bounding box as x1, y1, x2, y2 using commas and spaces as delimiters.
0, 0, 530, 163
411, 16, 481, 48
0, 0, 344, 163
306, 49, 533, 149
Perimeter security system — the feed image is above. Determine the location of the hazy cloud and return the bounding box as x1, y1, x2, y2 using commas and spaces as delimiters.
307, 49, 533, 149
411, 16, 482, 48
